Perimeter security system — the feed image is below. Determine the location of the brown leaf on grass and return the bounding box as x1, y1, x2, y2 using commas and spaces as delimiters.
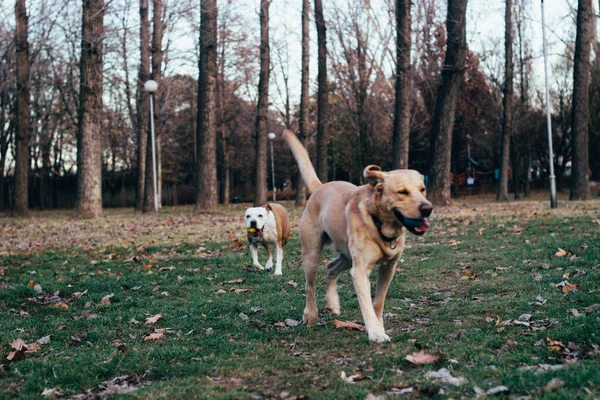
404, 349, 441, 365
145, 314, 162, 325
542, 378, 564, 392
229, 288, 252, 294
224, 279, 245, 285
546, 337, 564, 352
37, 335, 51, 345
460, 270, 477, 280
141, 263, 152, 270
41, 388, 63, 398
72, 289, 88, 299
143, 329, 165, 341
562, 282, 579, 294
51, 302, 69, 309
214, 289, 227, 294
555, 248, 567, 257
100, 293, 115, 305
332, 320, 364, 331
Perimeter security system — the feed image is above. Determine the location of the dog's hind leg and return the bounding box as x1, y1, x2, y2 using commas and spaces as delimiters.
249, 244, 264, 271
274, 241, 284, 276
325, 254, 351, 315
302, 234, 323, 329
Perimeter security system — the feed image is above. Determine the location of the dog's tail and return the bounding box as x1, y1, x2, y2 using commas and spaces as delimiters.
282, 130, 322, 194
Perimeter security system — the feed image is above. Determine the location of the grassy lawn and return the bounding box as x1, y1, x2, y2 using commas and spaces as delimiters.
1, 198, 599, 399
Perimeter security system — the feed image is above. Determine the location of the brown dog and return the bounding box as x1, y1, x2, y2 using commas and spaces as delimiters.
283, 130, 433, 342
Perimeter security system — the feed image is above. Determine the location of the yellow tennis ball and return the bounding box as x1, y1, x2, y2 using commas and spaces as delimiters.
247, 227, 257, 234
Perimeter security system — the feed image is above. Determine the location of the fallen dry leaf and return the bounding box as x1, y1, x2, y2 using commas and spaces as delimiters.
143, 329, 165, 341
332, 320, 364, 331
542, 378, 564, 392
547, 337, 564, 352
562, 282, 579, 294
145, 314, 162, 325
460, 270, 477, 280
100, 293, 115, 305
224, 278, 246, 284
405, 349, 441, 365
555, 248, 567, 257
340, 371, 364, 383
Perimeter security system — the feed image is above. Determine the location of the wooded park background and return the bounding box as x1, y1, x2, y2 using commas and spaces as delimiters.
0, 0, 599, 218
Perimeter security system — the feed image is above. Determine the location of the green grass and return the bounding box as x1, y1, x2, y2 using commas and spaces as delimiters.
1, 199, 599, 399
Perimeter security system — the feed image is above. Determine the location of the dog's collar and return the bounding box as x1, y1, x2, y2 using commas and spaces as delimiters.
372, 215, 398, 249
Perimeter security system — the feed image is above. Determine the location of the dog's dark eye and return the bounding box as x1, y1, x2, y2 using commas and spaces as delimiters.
420, 188, 426, 193
246, 215, 249, 218
398, 190, 409, 196
258, 214, 263, 218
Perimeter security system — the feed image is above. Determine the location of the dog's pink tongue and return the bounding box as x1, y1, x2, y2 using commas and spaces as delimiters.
418, 218, 430, 231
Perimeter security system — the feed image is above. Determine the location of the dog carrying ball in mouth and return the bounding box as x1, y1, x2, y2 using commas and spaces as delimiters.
244, 203, 291, 275
282, 129, 433, 343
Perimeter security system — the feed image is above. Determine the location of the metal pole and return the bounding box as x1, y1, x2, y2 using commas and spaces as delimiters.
270, 139, 276, 201
149, 93, 158, 213
541, 0, 557, 208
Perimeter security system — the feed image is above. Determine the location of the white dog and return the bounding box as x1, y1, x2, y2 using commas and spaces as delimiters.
244, 203, 290, 275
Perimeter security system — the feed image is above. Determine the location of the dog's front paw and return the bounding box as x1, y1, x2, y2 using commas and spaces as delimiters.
273, 270, 282, 276
367, 329, 391, 343
265, 260, 273, 271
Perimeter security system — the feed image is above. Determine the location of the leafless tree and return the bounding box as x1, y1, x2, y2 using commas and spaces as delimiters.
74, 0, 105, 218
314, 0, 328, 182
194, 0, 218, 211
391, 0, 412, 170
135, 0, 150, 211
295, 0, 310, 207
570, 0, 592, 200
253, 0, 271, 206
428, 0, 468, 206
497, 0, 513, 201
14, 0, 30, 215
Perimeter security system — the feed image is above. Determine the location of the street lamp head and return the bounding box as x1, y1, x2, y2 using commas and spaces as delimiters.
144, 80, 158, 93
268, 132, 276, 141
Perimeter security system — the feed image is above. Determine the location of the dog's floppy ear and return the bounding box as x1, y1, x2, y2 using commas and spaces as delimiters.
364, 165, 384, 187
265, 204, 273, 212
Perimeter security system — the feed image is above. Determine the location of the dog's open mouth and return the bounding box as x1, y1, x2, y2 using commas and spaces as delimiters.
248, 227, 263, 237
393, 209, 430, 236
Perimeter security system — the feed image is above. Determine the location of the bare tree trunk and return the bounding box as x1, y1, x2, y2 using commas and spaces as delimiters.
74, 0, 104, 219
135, 0, 150, 212
517, 0, 531, 197
295, 0, 310, 208
253, 0, 270, 206
194, 0, 218, 211
392, 0, 412, 170
428, 0, 468, 206
143, 0, 164, 212
217, 30, 230, 205
314, 0, 328, 182
570, 0, 592, 200
498, 0, 513, 202
14, 0, 30, 216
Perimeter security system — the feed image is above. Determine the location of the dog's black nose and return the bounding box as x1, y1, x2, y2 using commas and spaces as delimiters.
420, 204, 433, 218
250, 220, 257, 228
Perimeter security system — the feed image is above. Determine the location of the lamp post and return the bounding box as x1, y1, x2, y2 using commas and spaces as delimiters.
144, 80, 159, 213
268, 132, 276, 201
541, 0, 557, 208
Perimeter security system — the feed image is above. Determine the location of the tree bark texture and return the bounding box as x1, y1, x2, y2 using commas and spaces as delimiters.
253, 0, 270, 206
392, 0, 412, 170
570, 0, 592, 200
314, 0, 328, 182
135, 0, 150, 211
143, 0, 164, 212
497, 0, 513, 202
194, 0, 218, 211
295, 0, 310, 208
14, 0, 30, 215
428, 0, 467, 206
74, 0, 104, 219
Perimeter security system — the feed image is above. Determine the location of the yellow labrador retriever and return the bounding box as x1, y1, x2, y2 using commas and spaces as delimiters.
283, 130, 433, 342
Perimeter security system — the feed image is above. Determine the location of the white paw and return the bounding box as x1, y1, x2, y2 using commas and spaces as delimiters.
368, 329, 391, 343
253, 264, 264, 271
274, 270, 282, 276
265, 261, 273, 271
